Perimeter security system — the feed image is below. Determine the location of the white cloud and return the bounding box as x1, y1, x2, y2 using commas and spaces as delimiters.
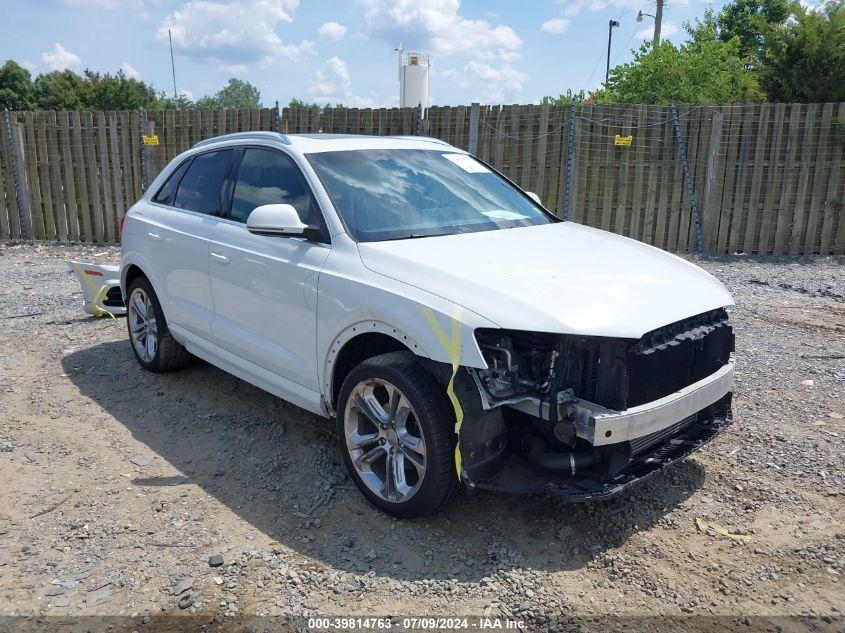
311, 56, 350, 97
635, 21, 678, 40
219, 64, 249, 75
318, 21, 347, 39
64, 0, 143, 7
541, 18, 571, 34
157, 0, 314, 70
561, 0, 631, 19
309, 56, 379, 107
441, 61, 529, 103
358, 0, 522, 61
439, 67, 468, 89
41, 43, 81, 72
468, 61, 529, 102
120, 62, 141, 79
179, 89, 195, 100
357, 0, 523, 105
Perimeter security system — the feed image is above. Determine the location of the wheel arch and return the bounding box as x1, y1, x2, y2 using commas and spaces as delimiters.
325, 323, 429, 412
121, 256, 164, 304
122, 264, 147, 296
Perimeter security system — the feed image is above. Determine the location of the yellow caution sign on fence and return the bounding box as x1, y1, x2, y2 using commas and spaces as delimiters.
143, 135, 160, 146
614, 134, 633, 146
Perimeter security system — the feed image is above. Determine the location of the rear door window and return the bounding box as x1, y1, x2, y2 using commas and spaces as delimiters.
173, 149, 235, 215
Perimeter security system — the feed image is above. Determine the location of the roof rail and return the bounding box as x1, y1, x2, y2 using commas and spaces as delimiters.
192, 131, 291, 149
393, 136, 452, 147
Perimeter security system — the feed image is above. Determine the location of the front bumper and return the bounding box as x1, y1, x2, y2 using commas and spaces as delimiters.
467, 392, 733, 501
509, 360, 734, 448
66, 261, 126, 317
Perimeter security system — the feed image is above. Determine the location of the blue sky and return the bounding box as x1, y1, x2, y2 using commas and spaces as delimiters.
4, 0, 728, 106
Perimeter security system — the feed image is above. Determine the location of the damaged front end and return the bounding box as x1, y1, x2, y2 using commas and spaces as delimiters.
452, 308, 735, 500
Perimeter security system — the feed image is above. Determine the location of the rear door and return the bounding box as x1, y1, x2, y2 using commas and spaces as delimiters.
142, 148, 235, 340
209, 147, 331, 391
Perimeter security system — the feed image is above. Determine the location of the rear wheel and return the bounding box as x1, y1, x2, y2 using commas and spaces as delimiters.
126, 276, 191, 372
337, 352, 460, 518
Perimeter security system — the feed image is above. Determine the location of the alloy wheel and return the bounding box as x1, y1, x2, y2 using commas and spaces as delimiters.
128, 287, 158, 363
343, 378, 427, 503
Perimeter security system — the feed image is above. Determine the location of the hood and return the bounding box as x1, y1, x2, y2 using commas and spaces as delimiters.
357, 222, 734, 339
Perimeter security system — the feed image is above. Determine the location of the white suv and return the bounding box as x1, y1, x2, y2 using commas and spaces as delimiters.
120, 132, 735, 518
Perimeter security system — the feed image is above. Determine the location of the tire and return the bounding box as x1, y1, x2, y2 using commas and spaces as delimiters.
337, 351, 461, 518
126, 276, 192, 373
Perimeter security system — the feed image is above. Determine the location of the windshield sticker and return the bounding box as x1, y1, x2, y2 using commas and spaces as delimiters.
481, 210, 529, 221
443, 153, 491, 173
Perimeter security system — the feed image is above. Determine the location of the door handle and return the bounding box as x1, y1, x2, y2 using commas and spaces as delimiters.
210, 252, 230, 264
146, 232, 162, 241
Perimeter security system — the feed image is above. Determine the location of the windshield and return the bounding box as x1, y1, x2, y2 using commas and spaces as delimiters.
306, 149, 554, 242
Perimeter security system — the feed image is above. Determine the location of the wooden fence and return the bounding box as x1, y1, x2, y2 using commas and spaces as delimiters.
0, 103, 843, 254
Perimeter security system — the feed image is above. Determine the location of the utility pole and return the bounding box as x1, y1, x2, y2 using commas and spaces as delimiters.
653, 0, 664, 46
168, 29, 177, 100
606, 20, 620, 84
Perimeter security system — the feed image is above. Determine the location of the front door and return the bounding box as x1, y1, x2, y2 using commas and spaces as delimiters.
209, 147, 331, 391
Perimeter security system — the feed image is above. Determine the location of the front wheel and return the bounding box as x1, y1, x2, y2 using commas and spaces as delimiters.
337, 352, 460, 518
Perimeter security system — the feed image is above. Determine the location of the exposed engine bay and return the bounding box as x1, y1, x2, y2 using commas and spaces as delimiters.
449, 308, 735, 499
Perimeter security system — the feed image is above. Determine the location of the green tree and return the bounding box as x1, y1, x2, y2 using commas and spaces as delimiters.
540, 89, 587, 105
716, 0, 792, 62
288, 98, 321, 108
758, 0, 845, 102
33, 70, 87, 110
156, 94, 195, 110
197, 78, 262, 109
596, 25, 764, 104
83, 69, 161, 110
0, 60, 35, 110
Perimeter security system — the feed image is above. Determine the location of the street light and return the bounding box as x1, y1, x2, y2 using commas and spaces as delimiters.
606, 19, 620, 85
636, 4, 663, 47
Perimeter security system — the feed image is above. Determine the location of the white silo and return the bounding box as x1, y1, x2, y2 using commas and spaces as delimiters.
396, 46, 430, 110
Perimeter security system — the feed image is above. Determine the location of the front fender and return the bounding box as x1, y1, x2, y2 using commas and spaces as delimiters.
316, 264, 496, 400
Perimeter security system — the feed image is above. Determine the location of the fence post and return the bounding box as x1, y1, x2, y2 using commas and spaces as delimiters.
415, 103, 422, 136
138, 108, 148, 191
671, 105, 703, 252
468, 103, 480, 155
4, 109, 28, 239
274, 100, 281, 133
701, 109, 723, 253
562, 99, 577, 220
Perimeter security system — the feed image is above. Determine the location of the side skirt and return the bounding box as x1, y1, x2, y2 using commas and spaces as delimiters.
169, 324, 329, 418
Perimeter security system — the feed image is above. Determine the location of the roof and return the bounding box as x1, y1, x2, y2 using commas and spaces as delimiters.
192, 131, 456, 153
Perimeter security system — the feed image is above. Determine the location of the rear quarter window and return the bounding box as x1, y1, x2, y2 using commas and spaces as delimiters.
152, 158, 192, 206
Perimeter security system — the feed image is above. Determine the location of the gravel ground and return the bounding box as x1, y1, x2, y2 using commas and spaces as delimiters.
0, 242, 843, 633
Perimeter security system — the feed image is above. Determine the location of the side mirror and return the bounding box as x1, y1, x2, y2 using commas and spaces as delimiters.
526, 191, 542, 205
246, 204, 321, 240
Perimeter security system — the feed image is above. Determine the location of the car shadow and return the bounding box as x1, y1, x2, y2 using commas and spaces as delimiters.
61, 340, 706, 582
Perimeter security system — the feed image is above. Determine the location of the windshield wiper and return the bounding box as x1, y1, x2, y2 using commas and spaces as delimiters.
382, 232, 458, 241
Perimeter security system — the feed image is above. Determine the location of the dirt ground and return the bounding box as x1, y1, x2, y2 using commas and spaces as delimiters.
0, 242, 843, 633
